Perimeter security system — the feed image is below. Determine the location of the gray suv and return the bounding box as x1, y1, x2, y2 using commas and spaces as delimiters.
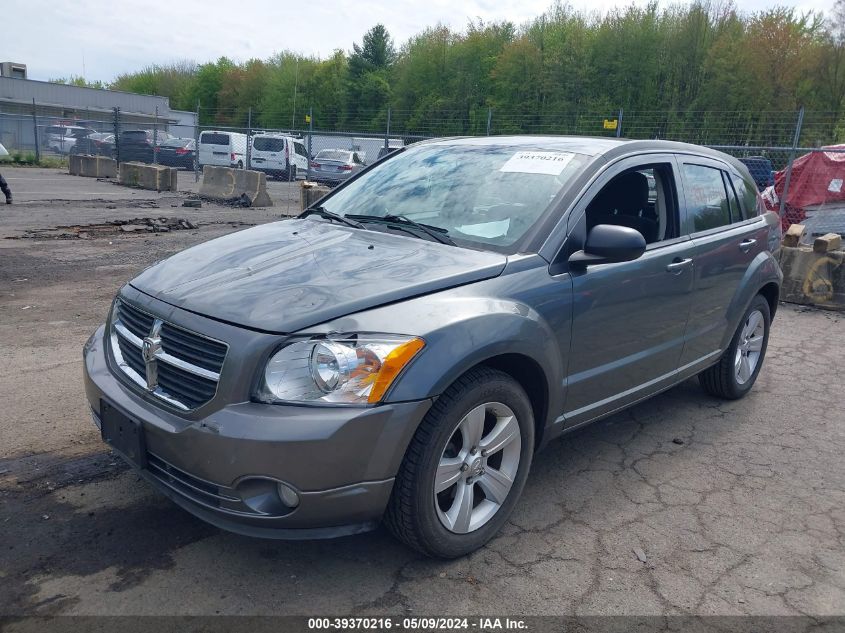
83, 136, 782, 558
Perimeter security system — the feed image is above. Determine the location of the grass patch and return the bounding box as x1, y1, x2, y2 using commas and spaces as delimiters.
1, 151, 67, 169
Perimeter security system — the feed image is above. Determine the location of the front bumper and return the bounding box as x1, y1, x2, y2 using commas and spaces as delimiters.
83, 324, 433, 539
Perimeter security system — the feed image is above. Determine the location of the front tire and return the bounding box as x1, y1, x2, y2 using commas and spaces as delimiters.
699, 294, 771, 399
385, 367, 534, 558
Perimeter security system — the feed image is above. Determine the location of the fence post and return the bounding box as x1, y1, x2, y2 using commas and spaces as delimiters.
778, 106, 804, 219
246, 107, 252, 170
153, 106, 159, 165
31, 98, 40, 162
617, 108, 623, 138
307, 107, 313, 181
113, 107, 120, 165
486, 107, 493, 136
194, 101, 200, 182
384, 107, 391, 152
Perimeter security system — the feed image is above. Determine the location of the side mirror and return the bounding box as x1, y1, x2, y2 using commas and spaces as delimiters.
569, 224, 646, 267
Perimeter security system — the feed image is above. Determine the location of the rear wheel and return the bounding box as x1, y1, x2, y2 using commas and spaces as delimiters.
237, 160, 244, 169
385, 367, 534, 558
699, 294, 771, 399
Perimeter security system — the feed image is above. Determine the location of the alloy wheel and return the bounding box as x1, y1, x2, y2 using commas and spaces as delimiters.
434, 402, 521, 534
734, 309, 765, 385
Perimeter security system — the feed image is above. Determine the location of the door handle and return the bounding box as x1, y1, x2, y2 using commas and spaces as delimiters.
666, 258, 693, 274
739, 238, 757, 252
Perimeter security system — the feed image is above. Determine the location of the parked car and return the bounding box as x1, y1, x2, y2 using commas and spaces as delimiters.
43, 125, 96, 154
309, 149, 365, 184
249, 134, 308, 180
156, 138, 196, 169
198, 130, 247, 168
738, 156, 775, 191
71, 132, 115, 158
117, 129, 172, 163
83, 136, 782, 558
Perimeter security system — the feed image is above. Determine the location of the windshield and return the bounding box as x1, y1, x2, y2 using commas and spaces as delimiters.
320, 143, 588, 251
316, 150, 352, 162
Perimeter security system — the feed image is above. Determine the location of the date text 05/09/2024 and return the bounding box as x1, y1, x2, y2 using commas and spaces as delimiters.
307, 617, 529, 631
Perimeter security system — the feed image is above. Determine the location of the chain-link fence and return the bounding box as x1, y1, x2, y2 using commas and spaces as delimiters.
2, 102, 843, 238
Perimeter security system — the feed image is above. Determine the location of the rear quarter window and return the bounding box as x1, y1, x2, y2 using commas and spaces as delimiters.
731, 174, 760, 220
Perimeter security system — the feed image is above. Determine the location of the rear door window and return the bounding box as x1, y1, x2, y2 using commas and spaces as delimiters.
682, 164, 732, 232
253, 137, 286, 152
201, 133, 229, 145
293, 142, 307, 157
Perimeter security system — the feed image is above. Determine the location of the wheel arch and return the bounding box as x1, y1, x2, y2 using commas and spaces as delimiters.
721, 251, 782, 349
473, 353, 550, 451
758, 281, 779, 319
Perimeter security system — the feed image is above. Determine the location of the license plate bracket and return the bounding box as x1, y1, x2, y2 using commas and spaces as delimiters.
100, 400, 147, 467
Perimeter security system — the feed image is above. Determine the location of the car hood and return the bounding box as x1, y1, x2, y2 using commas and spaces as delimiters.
130, 219, 507, 333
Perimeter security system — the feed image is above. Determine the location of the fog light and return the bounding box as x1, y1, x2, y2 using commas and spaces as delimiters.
277, 482, 300, 508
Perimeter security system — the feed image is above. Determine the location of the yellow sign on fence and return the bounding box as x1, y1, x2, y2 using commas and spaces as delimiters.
603, 119, 618, 130
305, 114, 312, 124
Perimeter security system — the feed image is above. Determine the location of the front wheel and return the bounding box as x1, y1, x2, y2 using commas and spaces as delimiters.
385, 367, 534, 558
699, 294, 771, 399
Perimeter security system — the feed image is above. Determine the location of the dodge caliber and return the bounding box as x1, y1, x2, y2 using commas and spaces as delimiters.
83, 136, 782, 557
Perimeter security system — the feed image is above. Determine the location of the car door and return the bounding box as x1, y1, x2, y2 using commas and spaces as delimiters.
676, 156, 769, 369
560, 155, 696, 427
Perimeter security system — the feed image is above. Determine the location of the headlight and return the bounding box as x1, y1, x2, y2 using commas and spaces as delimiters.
258, 335, 425, 405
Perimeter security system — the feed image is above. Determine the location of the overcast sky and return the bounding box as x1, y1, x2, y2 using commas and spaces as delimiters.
5, 0, 833, 82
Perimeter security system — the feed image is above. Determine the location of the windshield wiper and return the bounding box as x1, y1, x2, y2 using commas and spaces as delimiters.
347, 214, 456, 246
300, 206, 365, 229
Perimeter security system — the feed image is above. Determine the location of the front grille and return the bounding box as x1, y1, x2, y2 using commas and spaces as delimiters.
109, 300, 228, 410
160, 323, 227, 373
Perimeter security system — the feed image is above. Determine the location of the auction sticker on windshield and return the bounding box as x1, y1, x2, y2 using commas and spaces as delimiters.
499, 151, 575, 175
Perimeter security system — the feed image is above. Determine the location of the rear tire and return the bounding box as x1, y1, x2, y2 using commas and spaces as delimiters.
699, 294, 771, 400
384, 367, 534, 558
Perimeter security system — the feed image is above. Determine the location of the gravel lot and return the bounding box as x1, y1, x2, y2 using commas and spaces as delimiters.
1, 167, 843, 620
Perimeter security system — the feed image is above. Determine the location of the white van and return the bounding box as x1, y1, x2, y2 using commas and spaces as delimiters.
249, 134, 308, 180
198, 131, 248, 168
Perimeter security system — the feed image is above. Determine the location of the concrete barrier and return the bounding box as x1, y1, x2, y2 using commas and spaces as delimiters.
199, 166, 273, 207
118, 162, 178, 192
300, 181, 331, 212
69, 154, 117, 178
779, 246, 845, 310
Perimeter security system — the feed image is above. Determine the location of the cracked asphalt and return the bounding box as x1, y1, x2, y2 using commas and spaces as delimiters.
1, 167, 844, 618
